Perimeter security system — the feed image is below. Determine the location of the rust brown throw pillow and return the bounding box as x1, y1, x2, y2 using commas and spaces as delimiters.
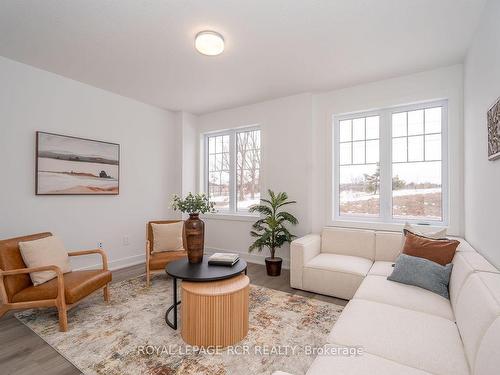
402, 229, 459, 266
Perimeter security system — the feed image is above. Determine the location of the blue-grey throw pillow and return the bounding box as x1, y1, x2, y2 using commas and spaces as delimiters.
387, 254, 453, 299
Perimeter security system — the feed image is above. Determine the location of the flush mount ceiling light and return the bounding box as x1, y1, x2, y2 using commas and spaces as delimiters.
195, 31, 224, 56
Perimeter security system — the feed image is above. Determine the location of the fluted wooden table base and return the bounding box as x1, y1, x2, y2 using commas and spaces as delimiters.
181, 274, 249, 347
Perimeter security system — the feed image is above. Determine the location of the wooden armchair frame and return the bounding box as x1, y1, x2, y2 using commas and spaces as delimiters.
0, 249, 109, 332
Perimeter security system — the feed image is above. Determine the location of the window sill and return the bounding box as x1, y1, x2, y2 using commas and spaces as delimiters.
201, 212, 259, 222
327, 219, 447, 233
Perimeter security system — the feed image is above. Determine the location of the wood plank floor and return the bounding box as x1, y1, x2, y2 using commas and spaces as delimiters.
0, 262, 347, 375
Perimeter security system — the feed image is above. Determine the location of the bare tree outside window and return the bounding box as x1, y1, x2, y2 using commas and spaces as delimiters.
237, 129, 261, 210
207, 134, 230, 210
205, 128, 261, 213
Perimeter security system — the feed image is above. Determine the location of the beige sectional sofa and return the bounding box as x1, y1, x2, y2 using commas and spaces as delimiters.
282, 227, 500, 375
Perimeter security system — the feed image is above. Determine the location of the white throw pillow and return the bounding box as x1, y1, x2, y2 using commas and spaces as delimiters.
151, 222, 184, 253
19, 235, 72, 286
404, 222, 447, 239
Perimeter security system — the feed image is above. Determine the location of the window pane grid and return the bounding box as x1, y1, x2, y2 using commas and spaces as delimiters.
205, 128, 261, 213
236, 129, 261, 211
338, 115, 380, 217
207, 134, 230, 210
391, 106, 443, 221
335, 102, 446, 224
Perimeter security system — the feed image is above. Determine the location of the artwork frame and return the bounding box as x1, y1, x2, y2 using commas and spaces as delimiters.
487, 96, 500, 161
35, 131, 120, 195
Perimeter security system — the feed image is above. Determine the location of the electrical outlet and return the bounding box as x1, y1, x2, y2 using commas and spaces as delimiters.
98, 242, 103, 249
123, 236, 130, 246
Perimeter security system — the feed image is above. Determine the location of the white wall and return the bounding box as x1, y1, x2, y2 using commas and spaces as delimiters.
464, 0, 500, 268
0, 57, 182, 270
0, 56, 469, 270
197, 93, 313, 266
180, 112, 199, 196
195, 66, 464, 266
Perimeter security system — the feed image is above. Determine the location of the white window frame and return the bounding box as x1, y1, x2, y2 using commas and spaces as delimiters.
332, 99, 448, 226
203, 125, 261, 215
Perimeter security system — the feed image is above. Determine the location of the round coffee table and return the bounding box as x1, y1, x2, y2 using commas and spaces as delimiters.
165, 258, 247, 329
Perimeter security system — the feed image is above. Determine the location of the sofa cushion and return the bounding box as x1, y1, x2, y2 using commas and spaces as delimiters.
387, 254, 453, 299
307, 344, 432, 375
12, 270, 112, 304
354, 275, 454, 320
368, 261, 395, 276
402, 230, 459, 266
449, 251, 499, 309
454, 272, 500, 372
404, 222, 447, 239
327, 299, 469, 375
474, 317, 500, 375
305, 253, 373, 276
374, 231, 402, 261
303, 254, 372, 300
321, 227, 375, 260
449, 237, 476, 252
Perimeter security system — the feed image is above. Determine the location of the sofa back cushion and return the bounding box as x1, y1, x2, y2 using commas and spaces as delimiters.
321, 227, 375, 260
375, 231, 403, 261
452, 237, 477, 253
454, 272, 500, 373
0, 232, 52, 301
449, 251, 499, 309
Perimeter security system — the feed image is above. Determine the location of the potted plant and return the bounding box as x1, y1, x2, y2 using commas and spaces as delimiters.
171, 193, 216, 263
248, 190, 298, 276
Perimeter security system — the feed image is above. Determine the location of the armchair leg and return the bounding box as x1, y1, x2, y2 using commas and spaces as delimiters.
58, 305, 68, 332
146, 270, 150, 287
103, 285, 110, 303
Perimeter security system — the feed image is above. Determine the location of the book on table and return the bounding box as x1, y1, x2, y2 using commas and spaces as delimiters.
208, 253, 240, 266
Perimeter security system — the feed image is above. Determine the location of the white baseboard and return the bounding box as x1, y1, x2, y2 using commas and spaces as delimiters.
74, 253, 146, 272
205, 247, 290, 269
75, 249, 289, 272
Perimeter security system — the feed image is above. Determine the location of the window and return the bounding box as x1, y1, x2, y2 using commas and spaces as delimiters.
338, 115, 380, 217
205, 127, 261, 213
333, 100, 447, 224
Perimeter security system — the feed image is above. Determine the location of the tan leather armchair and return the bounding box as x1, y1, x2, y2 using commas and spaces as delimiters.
0, 232, 112, 331
146, 220, 187, 286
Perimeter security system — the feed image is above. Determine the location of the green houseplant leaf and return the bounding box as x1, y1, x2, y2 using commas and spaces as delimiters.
171, 192, 216, 214
248, 189, 298, 259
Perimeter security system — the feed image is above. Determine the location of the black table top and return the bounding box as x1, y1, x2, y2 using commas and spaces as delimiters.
165, 258, 247, 281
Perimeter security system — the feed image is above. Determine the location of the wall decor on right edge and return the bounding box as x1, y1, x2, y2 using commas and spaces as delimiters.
487, 97, 500, 161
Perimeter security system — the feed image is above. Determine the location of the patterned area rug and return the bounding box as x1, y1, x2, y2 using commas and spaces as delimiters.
16, 273, 343, 375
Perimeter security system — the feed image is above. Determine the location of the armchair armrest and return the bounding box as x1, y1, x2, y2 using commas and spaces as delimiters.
68, 249, 109, 271
290, 234, 321, 289
0, 265, 65, 304
0, 264, 63, 277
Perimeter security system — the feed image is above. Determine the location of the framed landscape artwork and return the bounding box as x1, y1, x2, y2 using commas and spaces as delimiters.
487, 97, 500, 161
36, 132, 120, 195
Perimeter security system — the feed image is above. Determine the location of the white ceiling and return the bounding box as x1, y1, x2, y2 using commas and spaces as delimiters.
0, 0, 486, 114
